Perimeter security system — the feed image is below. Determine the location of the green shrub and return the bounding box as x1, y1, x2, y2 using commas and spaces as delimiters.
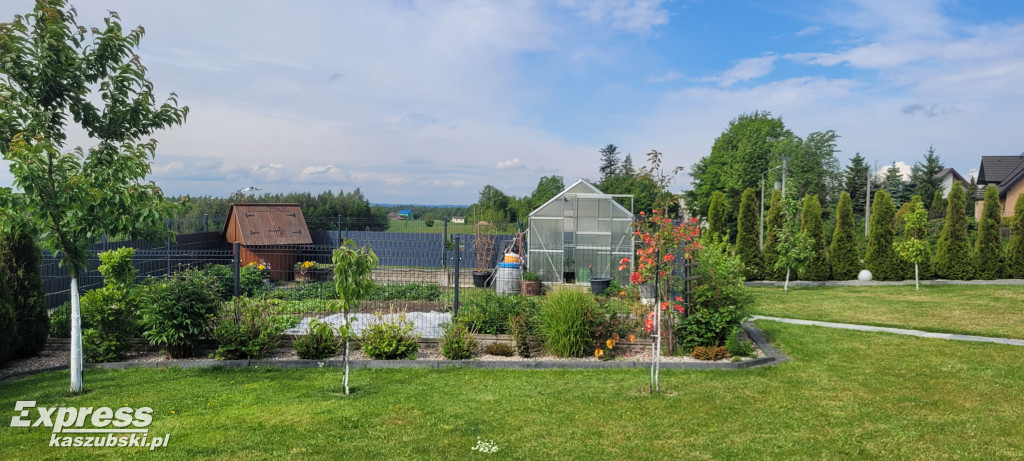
724, 327, 755, 357
974, 185, 1005, 280
483, 342, 515, 357
538, 287, 596, 358
294, 319, 343, 360
440, 322, 477, 360
0, 226, 49, 358
799, 194, 829, 281
830, 192, 860, 280
929, 190, 947, 220
239, 263, 269, 296
424, 219, 434, 228
81, 248, 142, 362
735, 187, 762, 280
934, 183, 974, 280
139, 269, 222, 358
865, 190, 906, 281
688, 237, 750, 312
674, 305, 748, 352
0, 269, 16, 366
707, 191, 728, 242
458, 289, 537, 335
509, 312, 534, 358
1008, 196, 1024, 279
522, 271, 541, 282
587, 301, 637, 350
211, 297, 285, 360
691, 345, 730, 361
360, 314, 419, 360
762, 189, 784, 280
49, 302, 71, 338
203, 264, 235, 300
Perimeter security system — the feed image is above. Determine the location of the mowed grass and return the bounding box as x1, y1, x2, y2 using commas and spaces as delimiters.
4, 322, 1024, 459
751, 285, 1024, 339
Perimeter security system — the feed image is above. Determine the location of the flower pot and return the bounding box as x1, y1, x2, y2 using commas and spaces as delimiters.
295, 271, 313, 282
589, 277, 612, 295
563, 271, 576, 284
521, 279, 541, 296
472, 270, 493, 288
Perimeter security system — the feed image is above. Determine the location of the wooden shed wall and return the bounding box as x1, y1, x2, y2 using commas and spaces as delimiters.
240, 246, 298, 282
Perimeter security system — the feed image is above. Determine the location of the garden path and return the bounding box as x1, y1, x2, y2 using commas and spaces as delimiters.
752, 316, 1024, 346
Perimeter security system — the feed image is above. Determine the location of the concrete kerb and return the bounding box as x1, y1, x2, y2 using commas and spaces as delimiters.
745, 279, 1024, 288
10, 323, 789, 378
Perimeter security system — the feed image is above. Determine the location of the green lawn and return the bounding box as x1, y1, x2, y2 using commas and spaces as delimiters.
4, 322, 1024, 459
751, 285, 1024, 339
385, 219, 518, 235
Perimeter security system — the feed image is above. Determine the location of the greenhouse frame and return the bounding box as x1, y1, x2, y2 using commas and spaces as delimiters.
526, 180, 634, 285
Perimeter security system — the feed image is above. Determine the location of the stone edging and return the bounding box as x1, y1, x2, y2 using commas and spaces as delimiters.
4, 323, 788, 381
745, 279, 1024, 287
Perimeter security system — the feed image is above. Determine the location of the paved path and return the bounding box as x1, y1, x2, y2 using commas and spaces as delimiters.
751, 316, 1024, 347
745, 279, 1024, 288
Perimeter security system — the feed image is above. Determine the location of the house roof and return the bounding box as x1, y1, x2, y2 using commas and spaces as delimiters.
222, 203, 313, 246
975, 155, 1024, 199
934, 167, 966, 184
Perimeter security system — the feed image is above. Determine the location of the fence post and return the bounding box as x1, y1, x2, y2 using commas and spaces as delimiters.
204, 214, 209, 233
233, 242, 241, 297
453, 236, 460, 318
101, 232, 107, 252
337, 215, 342, 245
166, 220, 172, 277
442, 218, 448, 269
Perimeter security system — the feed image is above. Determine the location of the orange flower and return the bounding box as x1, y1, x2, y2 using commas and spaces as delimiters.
629, 334, 636, 343
595, 348, 604, 358
612, 333, 620, 341
606, 339, 615, 349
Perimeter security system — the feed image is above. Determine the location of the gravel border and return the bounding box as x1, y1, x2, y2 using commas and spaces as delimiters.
2, 321, 787, 381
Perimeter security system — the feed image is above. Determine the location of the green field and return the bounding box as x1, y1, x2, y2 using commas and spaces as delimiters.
750, 285, 1024, 339
3, 321, 1024, 459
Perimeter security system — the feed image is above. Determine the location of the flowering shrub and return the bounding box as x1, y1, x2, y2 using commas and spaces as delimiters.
619, 209, 701, 298
240, 262, 270, 296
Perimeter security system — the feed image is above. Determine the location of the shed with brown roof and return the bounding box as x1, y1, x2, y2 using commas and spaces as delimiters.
223, 203, 312, 281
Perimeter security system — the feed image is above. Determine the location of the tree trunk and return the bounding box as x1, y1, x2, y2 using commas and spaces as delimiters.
915, 263, 919, 292
784, 268, 790, 292
70, 272, 83, 393
343, 336, 350, 395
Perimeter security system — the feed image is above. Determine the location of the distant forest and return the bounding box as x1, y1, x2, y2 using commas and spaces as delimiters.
171, 189, 390, 232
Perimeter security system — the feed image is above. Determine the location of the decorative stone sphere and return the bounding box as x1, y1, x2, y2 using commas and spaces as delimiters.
857, 270, 872, 282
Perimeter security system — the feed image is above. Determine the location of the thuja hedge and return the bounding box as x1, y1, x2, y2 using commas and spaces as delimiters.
830, 192, 860, 280
934, 183, 973, 280
735, 188, 762, 280
1009, 197, 1024, 279
974, 185, 1005, 280
865, 190, 906, 281
0, 227, 49, 365
799, 194, 829, 281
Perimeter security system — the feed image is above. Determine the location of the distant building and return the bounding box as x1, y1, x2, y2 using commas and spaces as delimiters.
398, 209, 413, 219
974, 155, 1024, 218
387, 211, 401, 220
451, 216, 465, 224
934, 168, 967, 198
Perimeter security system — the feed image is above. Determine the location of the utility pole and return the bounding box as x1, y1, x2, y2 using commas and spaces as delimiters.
865, 165, 872, 237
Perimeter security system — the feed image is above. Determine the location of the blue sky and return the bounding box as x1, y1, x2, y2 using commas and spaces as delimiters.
2, 0, 1023, 205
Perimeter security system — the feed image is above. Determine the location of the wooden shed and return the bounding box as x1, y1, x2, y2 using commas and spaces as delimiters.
223, 203, 313, 281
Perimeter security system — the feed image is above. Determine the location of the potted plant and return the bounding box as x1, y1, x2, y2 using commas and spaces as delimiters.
562, 257, 576, 284
521, 271, 542, 296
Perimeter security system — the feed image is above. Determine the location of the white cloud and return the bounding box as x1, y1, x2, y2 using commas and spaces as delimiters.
496, 158, 525, 170
250, 163, 285, 181
559, 0, 670, 34
786, 43, 922, 69
795, 26, 823, 36
647, 70, 684, 83
713, 55, 778, 87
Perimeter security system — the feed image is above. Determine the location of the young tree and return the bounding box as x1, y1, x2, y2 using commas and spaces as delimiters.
773, 197, 815, 291
911, 145, 945, 210
843, 153, 870, 216
735, 188, 762, 280
973, 185, 1005, 280
865, 190, 903, 280
0, 227, 49, 358
894, 198, 929, 290
799, 194, 829, 281
0, 1, 187, 393
1008, 196, 1024, 279
933, 182, 973, 280
598, 144, 621, 181
762, 189, 785, 280
707, 191, 728, 242
928, 189, 947, 220
830, 192, 860, 280
333, 239, 379, 395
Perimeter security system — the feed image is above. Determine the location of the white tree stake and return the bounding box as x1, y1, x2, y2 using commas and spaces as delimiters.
70, 274, 83, 393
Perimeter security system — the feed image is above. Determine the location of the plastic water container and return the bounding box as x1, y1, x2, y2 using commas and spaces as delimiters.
495, 262, 521, 295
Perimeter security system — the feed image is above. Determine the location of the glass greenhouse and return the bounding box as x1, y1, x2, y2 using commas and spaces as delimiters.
527, 180, 634, 285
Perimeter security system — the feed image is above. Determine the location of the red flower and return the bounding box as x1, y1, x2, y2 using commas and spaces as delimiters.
660, 302, 668, 311
645, 312, 654, 332
673, 305, 685, 314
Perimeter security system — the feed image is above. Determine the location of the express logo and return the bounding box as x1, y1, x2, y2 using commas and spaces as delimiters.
10, 401, 170, 450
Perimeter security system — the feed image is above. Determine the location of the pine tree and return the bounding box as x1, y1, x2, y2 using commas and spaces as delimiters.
928, 189, 947, 220
973, 185, 1005, 280
830, 192, 860, 280
621, 154, 635, 176
735, 188, 762, 280
707, 191, 728, 242
598, 144, 621, 181
844, 153, 870, 216
0, 227, 50, 358
865, 190, 903, 280
799, 194, 829, 280
911, 145, 945, 210
934, 182, 973, 280
882, 162, 912, 207
763, 189, 785, 280
1008, 196, 1024, 279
